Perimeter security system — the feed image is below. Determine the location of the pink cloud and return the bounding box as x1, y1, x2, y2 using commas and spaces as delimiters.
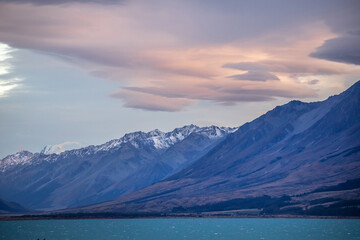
110, 89, 194, 112
1, 1, 359, 111
227, 71, 279, 81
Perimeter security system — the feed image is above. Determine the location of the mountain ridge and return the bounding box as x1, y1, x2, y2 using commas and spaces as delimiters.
0, 198, 29, 215
1, 81, 359, 217
0, 125, 236, 210
70, 80, 360, 215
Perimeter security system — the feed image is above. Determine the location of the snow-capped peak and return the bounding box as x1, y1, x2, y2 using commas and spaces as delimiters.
0, 124, 238, 171
0, 151, 34, 172
196, 125, 238, 139
41, 145, 62, 155
94, 124, 237, 152
41, 142, 81, 155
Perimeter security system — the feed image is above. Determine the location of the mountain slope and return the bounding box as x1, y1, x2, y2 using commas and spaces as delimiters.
77, 81, 360, 214
0, 125, 235, 210
0, 198, 28, 214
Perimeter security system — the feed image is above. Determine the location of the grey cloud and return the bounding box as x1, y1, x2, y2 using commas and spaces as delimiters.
119, 82, 316, 111
310, 35, 360, 65
228, 71, 279, 81
124, 87, 187, 99
0, 0, 355, 112
124, 86, 274, 103
215, 94, 274, 104
123, 86, 274, 102
308, 1, 360, 65
0, 0, 126, 5
221, 86, 316, 99
110, 89, 192, 112
223, 62, 269, 72
223, 59, 347, 75
1, 0, 359, 72
122, 101, 183, 112
307, 79, 319, 85
322, 0, 360, 35
175, 0, 342, 46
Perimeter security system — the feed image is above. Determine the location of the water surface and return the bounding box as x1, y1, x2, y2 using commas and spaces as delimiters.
1, 218, 359, 240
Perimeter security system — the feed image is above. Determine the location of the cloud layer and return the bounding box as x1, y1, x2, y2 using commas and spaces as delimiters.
227, 71, 279, 82
0, 0, 126, 5
310, 35, 360, 65
0, 0, 359, 111
0, 43, 21, 97
309, 0, 360, 66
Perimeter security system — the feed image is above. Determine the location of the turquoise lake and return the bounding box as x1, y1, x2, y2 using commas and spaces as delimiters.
1, 218, 360, 240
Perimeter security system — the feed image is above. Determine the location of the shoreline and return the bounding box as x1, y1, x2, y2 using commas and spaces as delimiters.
1, 214, 359, 221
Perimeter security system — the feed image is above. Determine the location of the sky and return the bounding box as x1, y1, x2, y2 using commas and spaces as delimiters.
0, 0, 360, 158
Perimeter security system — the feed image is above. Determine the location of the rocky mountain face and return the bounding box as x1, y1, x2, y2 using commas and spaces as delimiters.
0, 198, 28, 214
0, 125, 236, 210
76, 81, 360, 215
0, 151, 34, 172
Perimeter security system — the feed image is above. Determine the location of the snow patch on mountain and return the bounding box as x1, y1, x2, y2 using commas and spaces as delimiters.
94, 124, 237, 152
0, 151, 34, 172
0, 125, 237, 173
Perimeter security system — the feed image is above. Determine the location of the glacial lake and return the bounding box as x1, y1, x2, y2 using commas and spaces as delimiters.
1, 218, 360, 240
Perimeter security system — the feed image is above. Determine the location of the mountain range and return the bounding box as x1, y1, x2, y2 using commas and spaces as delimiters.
1, 81, 359, 217
68, 81, 360, 216
0, 125, 236, 210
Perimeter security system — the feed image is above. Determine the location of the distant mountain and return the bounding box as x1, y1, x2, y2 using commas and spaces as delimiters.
0, 125, 236, 210
0, 151, 34, 172
0, 198, 28, 214
75, 81, 360, 216
40, 142, 80, 155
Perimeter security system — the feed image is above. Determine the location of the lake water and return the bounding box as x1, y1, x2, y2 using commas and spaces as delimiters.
1, 218, 360, 240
